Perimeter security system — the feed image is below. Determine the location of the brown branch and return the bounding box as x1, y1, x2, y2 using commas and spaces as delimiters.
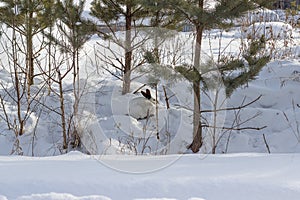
33, 99, 62, 116
132, 84, 146, 94
201, 95, 262, 113
0, 94, 12, 130
202, 124, 267, 131
163, 86, 170, 109
263, 134, 271, 154
101, 66, 123, 81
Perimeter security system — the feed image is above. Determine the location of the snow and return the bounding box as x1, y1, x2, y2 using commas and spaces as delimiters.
247, 8, 280, 23
0, 1, 300, 199
1, 152, 300, 200
241, 21, 293, 40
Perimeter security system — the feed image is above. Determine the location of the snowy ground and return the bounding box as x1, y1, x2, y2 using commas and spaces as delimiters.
1, 151, 300, 200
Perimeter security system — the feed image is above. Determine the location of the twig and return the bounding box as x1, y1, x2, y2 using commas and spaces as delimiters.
132, 84, 146, 94
101, 66, 123, 81
155, 84, 159, 140
174, 95, 262, 114
263, 134, 271, 154
202, 124, 267, 131
201, 95, 262, 113
162, 86, 170, 109
0, 94, 12, 130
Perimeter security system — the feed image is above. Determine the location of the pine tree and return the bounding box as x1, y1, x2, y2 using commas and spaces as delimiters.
221, 35, 270, 96
0, 0, 57, 96
54, 0, 95, 97
44, 0, 96, 149
90, 0, 147, 94
140, 0, 182, 64
170, 0, 275, 153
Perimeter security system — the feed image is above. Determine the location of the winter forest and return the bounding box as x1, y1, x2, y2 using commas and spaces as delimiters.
1, 0, 300, 199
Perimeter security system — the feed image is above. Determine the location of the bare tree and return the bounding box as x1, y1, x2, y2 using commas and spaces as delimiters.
0, 24, 46, 154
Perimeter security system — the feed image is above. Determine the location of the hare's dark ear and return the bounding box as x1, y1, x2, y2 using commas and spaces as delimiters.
146, 89, 151, 98
141, 89, 151, 99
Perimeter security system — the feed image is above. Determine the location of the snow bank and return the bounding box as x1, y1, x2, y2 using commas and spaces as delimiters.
1, 153, 300, 200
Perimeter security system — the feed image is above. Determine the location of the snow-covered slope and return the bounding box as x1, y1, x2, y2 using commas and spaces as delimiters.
0, 1, 299, 156
0, 25, 300, 155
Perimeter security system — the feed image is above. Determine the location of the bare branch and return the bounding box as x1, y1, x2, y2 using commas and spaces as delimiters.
163, 86, 170, 109
201, 95, 262, 113
202, 124, 267, 131
263, 134, 271, 154
132, 84, 146, 94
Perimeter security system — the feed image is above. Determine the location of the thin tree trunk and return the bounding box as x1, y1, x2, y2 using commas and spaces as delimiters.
73, 48, 79, 116
190, 79, 202, 153
155, 84, 159, 140
48, 26, 52, 95
189, 1, 204, 153
58, 70, 68, 149
212, 89, 219, 154
122, 5, 132, 95
153, 11, 160, 64
12, 13, 24, 136
77, 49, 80, 106
163, 86, 170, 109
72, 48, 80, 148
26, 4, 34, 97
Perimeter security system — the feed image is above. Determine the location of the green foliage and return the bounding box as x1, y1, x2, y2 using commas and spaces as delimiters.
172, 0, 276, 30
175, 65, 202, 83
144, 33, 270, 97
139, 0, 182, 29
144, 51, 156, 64
141, 51, 180, 84
0, 0, 57, 33
222, 36, 270, 97
90, 0, 120, 23
285, 1, 300, 14
91, 0, 147, 25
142, 0, 272, 98
48, 0, 96, 53
291, 0, 300, 11
223, 55, 269, 97
219, 59, 245, 72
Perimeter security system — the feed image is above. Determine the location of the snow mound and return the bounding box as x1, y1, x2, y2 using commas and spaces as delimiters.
0, 195, 7, 200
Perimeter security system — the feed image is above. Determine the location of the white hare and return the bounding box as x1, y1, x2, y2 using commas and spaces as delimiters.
129, 89, 156, 120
